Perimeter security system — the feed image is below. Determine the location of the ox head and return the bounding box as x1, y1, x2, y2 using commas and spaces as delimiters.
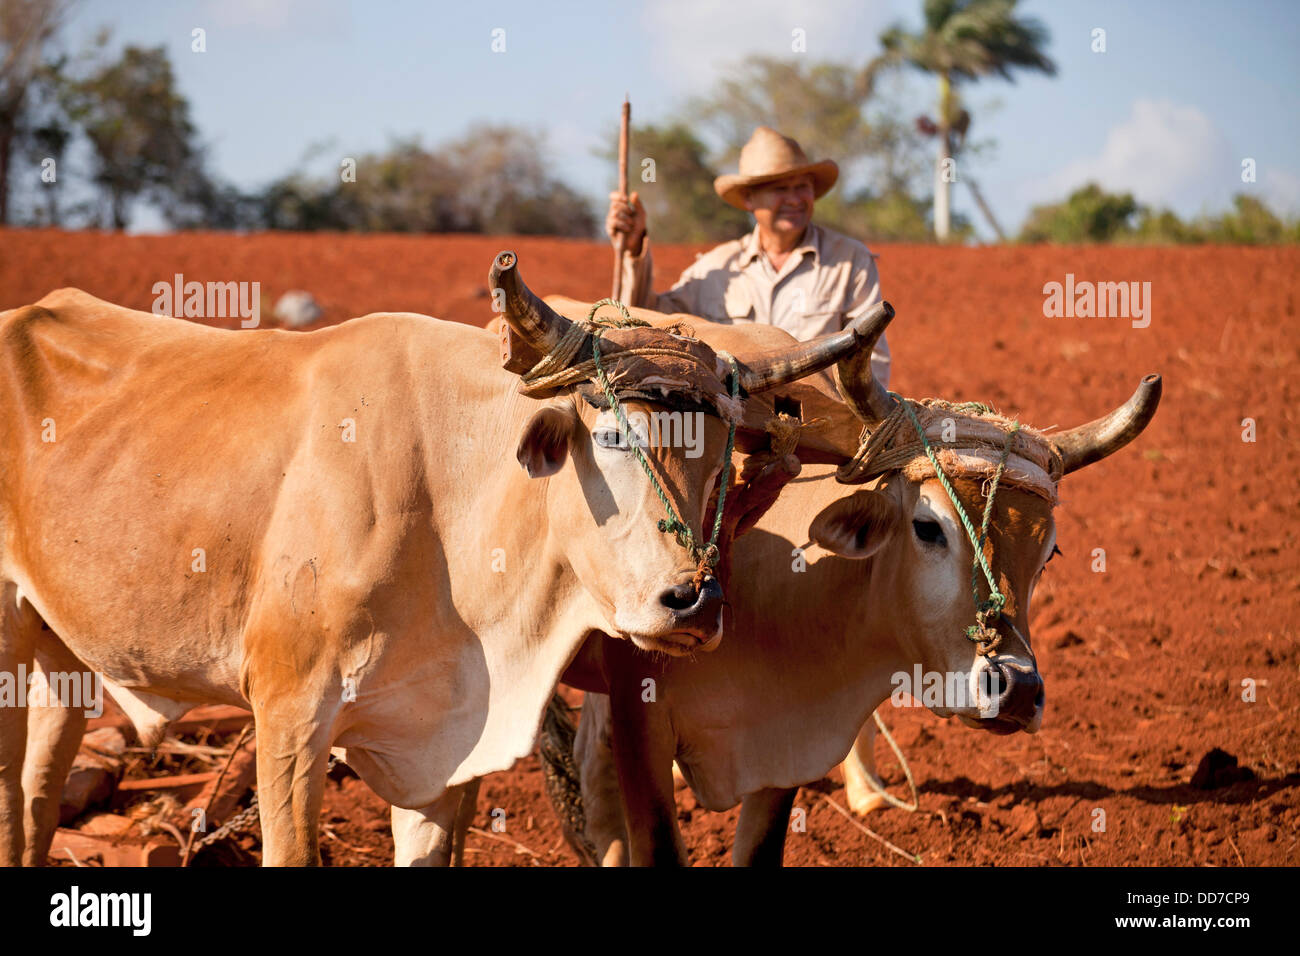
491, 251, 892, 658
810, 346, 1162, 732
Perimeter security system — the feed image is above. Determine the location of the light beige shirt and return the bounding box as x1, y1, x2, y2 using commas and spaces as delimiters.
621, 222, 891, 388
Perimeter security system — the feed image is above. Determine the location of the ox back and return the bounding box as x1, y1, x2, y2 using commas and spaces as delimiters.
0, 290, 590, 822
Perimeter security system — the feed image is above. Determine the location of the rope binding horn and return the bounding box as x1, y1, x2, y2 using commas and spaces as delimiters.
520, 298, 739, 584
841, 393, 1065, 657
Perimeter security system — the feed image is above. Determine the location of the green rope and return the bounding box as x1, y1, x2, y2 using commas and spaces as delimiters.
586, 299, 739, 574
893, 392, 1020, 654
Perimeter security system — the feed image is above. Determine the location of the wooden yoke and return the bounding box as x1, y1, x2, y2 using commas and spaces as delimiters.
498, 319, 545, 375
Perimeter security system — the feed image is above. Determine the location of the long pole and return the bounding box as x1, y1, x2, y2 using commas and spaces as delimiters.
611, 95, 630, 302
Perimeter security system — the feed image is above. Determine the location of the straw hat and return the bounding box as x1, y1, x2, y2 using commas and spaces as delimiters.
713, 127, 839, 210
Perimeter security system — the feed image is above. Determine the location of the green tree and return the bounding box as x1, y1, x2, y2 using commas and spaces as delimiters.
691, 55, 879, 170
1201, 194, 1292, 244
596, 122, 748, 243
0, 0, 69, 223
63, 44, 206, 229
689, 54, 926, 233
258, 126, 596, 237
1019, 183, 1137, 243
872, 0, 1055, 241
839, 185, 971, 242
1130, 206, 1203, 244
443, 124, 594, 236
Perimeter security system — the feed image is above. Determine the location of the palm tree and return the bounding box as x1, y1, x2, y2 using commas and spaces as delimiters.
871, 0, 1056, 241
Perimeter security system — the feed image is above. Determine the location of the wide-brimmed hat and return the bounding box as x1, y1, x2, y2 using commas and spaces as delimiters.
713, 126, 839, 210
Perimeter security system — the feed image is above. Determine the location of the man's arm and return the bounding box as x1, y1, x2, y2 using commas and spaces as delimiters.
844, 250, 891, 390
608, 191, 711, 315
619, 238, 713, 315
619, 235, 657, 309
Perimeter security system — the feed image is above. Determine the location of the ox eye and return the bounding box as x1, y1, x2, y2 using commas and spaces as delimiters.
912, 518, 946, 547
1046, 543, 1063, 566
594, 427, 646, 451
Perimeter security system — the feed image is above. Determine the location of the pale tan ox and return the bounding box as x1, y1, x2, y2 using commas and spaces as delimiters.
0, 251, 889, 866
554, 323, 1161, 866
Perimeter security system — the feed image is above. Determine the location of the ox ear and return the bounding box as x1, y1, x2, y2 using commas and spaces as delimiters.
517, 404, 578, 478
809, 489, 901, 560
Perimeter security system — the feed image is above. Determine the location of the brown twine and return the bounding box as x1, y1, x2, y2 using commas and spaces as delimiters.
517, 320, 595, 389
521, 340, 724, 397
838, 398, 1064, 496
767, 412, 825, 459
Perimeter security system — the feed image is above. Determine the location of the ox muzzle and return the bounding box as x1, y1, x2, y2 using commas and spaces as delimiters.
963, 655, 1045, 735
655, 573, 725, 647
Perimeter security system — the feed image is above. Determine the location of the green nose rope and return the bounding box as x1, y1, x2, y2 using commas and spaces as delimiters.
586, 299, 739, 579
893, 393, 1020, 656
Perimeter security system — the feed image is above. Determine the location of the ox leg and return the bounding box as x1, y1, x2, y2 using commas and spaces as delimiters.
250, 704, 333, 866
733, 787, 798, 867
841, 714, 888, 816
392, 778, 480, 867
573, 692, 628, 866
392, 784, 464, 867
0, 587, 43, 865
450, 777, 480, 867
605, 661, 686, 867
22, 637, 89, 865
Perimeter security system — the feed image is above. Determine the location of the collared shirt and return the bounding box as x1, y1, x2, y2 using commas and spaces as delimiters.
621, 222, 891, 388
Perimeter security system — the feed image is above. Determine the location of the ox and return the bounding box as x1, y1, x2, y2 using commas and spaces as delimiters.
549, 318, 1161, 866
0, 252, 888, 866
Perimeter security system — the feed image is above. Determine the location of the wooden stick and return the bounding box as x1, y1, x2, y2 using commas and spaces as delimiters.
611, 95, 630, 302
116, 772, 218, 791
820, 793, 922, 864
466, 825, 542, 859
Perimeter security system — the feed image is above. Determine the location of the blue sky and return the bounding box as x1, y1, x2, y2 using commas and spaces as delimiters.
61, 0, 1300, 237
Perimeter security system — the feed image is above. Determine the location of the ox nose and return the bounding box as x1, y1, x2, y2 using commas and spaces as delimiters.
658, 576, 724, 630
988, 659, 1045, 727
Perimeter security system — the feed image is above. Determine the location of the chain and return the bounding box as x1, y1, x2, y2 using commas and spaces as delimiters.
191, 797, 261, 851
188, 754, 342, 854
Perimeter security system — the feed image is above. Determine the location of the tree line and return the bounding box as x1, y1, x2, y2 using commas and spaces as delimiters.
1, 0, 1296, 243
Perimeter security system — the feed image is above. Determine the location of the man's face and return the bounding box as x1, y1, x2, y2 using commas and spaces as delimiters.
744, 173, 815, 239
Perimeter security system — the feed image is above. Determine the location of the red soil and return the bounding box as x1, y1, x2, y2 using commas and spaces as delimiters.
2, 229, 1296, 866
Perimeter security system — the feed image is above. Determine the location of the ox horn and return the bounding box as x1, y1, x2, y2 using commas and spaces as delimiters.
1054, 373, 1163, 475
489, 250, 574, 354
740, 301, 896, 395
831, 301, 898, 426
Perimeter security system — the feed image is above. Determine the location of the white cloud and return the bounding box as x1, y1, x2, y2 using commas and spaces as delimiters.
639, 0, 897, 90
1033, 99, 1234, 212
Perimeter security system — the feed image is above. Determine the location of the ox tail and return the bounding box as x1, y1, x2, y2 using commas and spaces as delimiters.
538, 693, 598, 866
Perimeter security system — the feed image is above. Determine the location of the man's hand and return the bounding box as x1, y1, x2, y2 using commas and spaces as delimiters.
606, 191, 646, 256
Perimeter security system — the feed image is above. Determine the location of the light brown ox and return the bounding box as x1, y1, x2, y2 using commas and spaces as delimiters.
0, 251, 890, 866
544, 310, 1161, 866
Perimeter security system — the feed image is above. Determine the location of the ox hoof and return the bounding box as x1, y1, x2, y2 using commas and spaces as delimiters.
846, 788, 889, 816
671, 760, 687, 790
843, 766, 890, 815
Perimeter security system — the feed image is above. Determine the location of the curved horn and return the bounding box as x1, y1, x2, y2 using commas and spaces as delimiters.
1055, 374, 1162, 475
489, 250, 573, 353
831, 302, 898, 426
740, 301, 896, 395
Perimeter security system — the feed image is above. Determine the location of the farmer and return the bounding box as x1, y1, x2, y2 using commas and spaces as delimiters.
606, 125, 890, 387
